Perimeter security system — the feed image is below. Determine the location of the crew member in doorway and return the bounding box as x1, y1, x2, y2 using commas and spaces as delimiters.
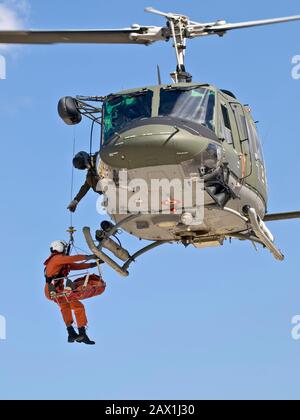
68, 151, 103, 213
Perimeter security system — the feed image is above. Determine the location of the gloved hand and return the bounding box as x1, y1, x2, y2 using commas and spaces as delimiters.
67, 200, 79, 213
89, 262, 98, 268
50, 291, 57, 300
85, 254, 96, 261
48, 284, 57, 300
65, 279, 76, 291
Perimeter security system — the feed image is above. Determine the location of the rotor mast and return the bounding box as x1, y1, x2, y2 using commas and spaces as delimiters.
145, 7, 192, 83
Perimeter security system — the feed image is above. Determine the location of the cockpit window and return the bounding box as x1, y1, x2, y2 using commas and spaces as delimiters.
103, 91, 153, 143
159, 87, 216, 132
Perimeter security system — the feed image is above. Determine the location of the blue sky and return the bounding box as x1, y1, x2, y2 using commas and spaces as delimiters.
0, 0, 300, 400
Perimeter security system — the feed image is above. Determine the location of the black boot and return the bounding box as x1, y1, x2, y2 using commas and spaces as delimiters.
77, 327, 96, 345
67, 326, 81, 343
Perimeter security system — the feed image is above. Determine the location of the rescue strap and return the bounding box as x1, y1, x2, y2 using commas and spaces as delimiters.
83, 274, 91, 288
48, 272, 90, 283
54, 273, 101, 303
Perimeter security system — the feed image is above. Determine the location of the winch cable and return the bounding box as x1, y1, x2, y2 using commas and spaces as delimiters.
69, 127, 77, 227
66, 127, 77, 253
68, 128, 100, 258
67, 124, 103, 276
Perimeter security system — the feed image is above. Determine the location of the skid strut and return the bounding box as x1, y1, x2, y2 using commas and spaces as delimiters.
83, 216, 169, 277
83, 227, 129, 277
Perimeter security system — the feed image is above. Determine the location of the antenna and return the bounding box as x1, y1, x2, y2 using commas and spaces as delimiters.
157, 65, 162, 85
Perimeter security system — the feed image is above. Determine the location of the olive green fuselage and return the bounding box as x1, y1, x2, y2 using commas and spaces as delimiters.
99, 83, 267, 244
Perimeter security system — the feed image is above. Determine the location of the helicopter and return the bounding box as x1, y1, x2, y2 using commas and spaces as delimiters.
2, 6, 300, 277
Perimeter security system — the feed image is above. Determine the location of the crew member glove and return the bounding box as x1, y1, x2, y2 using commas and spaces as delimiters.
85, 254, 96, 261
89, 262, 98, 268
48, 284, 57, 300
67, 200, 79, 213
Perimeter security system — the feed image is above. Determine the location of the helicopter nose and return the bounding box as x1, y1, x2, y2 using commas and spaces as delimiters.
100, 119, 220, 170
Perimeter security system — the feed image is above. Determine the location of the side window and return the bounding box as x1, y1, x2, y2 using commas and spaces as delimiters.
231, 103, 248, 142
220, 104, 233, 146
247, 119, 264, 162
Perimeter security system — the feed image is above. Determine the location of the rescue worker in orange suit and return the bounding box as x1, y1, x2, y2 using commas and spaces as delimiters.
67, 151, 103, 213
44, 240, 98, 345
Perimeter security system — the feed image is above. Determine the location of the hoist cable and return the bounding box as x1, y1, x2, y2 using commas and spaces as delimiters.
69, 127, 77, 229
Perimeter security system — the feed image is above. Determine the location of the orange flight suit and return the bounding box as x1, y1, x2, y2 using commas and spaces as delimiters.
44, 254, 94, 328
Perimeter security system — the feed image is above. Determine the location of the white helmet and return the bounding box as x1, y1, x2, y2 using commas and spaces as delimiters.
50, 240, 68, 254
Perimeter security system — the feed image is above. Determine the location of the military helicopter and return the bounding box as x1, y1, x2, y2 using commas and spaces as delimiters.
2, 7, 300, 277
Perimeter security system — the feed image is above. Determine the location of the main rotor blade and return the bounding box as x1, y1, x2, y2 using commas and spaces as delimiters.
0, 28, 156, 45
264, 211, 300, 222
206, 14, 300, 35
145, 7, 175, 19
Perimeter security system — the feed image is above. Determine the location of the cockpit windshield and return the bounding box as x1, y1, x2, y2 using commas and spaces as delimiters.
159, 87, 216, 132
103, 91, 153, 143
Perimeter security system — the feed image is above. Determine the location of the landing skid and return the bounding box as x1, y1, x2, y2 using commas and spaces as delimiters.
83, 205, 286, 278
83, 225, 168, 277
245, 207, 285, 261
